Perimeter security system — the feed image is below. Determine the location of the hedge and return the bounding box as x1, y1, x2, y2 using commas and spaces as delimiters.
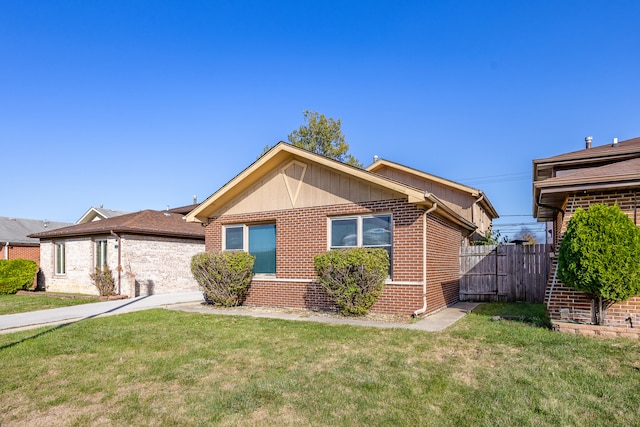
0, 259, 39, 295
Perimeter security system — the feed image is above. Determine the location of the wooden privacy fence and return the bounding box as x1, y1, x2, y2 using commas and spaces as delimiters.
459, 244, 551, 303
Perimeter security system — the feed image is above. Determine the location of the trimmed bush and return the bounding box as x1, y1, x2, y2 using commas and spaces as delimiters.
191, 251, 255, 307
90, 266, 116, 296
0, 259, 39, 295
558, 204, 640, 324
314, 247, 389, 316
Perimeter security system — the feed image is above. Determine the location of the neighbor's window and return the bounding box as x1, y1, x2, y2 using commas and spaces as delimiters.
223, 224, 276, 275
95, 239, 108, 271
54, 242, 65, 275
330, 214, 393, 273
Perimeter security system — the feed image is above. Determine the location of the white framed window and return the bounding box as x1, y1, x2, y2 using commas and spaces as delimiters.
223, 224, 276, 275
329, 213, 393, 273
54, 242, 65, 275
95, 239, 108, 271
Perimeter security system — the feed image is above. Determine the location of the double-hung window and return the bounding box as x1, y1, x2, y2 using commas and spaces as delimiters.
224, 224, 276, 275
54, 242, 66, 275
330, 214, 393, 274
95, 239, 108, 271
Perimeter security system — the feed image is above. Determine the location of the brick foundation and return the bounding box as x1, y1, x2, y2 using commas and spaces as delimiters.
553, 321, 640, 339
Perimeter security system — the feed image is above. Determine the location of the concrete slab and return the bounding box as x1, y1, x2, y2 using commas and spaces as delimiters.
167, 301, 481, 331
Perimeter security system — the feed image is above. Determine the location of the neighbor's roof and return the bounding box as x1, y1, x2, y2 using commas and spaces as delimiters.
186, 142, 476, 232
30, 209, 205, 240
533, 137, 640, 182
366, 158, 499, 219
533, 137, 640, 220
76, 207, 130, 224
0, 217, 73, 245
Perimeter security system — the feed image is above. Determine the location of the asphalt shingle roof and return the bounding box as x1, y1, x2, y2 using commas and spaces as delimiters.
29, 210, 205, 240
0, 217, 73, 245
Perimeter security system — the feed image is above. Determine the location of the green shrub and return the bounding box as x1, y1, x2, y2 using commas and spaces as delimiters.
0, 259, 39, 295
558, 204, 640, 323
191, 251, 255, 307
314, 247, 389, 316
89, 266, 116, 296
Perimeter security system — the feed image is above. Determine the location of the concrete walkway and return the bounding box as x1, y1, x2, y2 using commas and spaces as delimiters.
0, 291, 479, 334
0, 291, 203, 334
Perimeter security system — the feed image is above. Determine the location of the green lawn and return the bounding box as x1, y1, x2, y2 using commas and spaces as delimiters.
0, 294, 100, 315
1, 303, 638, 426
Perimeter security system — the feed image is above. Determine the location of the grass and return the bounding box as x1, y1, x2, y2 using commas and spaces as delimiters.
1, 303, 639, 426
0, 293, 100, 315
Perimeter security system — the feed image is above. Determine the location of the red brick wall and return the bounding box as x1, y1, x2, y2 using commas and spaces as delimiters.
545, 189, 640, 327
1, 244, 40, 265
204, 199, 463, 316
426, 215, 463, 312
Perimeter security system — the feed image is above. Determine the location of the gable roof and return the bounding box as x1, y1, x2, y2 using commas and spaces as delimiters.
533, 137, 640, 220
0, 217, 73, 246
186, 142, 476, 233
30, 210, 205, 240
76, 207, 130, 224
366, 158, 499, 219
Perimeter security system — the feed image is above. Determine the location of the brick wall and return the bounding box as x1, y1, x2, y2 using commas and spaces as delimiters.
205, 198, 463, 316
41, 235, 204, 296
1, 244, 40, 265
545, 189, 640, 327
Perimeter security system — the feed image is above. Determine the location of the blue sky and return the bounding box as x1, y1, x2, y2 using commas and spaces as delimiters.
2, 1, 639, 240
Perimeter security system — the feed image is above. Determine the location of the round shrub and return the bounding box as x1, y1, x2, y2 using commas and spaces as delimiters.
314, 247, 389, 316
558, 204, 640, 302
191, 251, 255, 307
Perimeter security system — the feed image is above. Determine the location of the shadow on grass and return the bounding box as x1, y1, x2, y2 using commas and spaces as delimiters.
473, 302, 552, 329
0, 296, 150, 351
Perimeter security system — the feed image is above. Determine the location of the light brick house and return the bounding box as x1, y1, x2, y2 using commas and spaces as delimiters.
186, 142, 497, 316
534, 136, 640, 326
30, 207, 204, 297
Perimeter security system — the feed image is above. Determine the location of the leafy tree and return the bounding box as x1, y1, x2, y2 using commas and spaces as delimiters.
472, 229, 507, 246
514, 227, 538, 245
263, 110, 361, 166
558, 204, 640, 324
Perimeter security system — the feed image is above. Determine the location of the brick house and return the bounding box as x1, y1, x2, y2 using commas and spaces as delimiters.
186, 142, 497, 316
534, 136, 640, 326
30, 207, 204, 297
1, 217, 72, 265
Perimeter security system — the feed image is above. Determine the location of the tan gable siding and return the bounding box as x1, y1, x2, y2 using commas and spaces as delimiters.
372, 165, 475, 218
220, 160, 406, 216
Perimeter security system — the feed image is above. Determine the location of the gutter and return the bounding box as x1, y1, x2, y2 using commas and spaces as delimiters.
413, 202, 438, 317
110, 231, 122, 295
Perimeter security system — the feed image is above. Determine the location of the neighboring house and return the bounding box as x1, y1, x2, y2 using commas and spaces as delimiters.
0, 217, 72, 265
76, 206, 129, 224
186, 142, 498, 316
533, 136, 640, 326
366, 158, 498, 242
30, 208, 205, 297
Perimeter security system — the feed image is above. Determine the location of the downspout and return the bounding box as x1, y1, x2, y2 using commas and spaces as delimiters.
110, 231, 122, 295
413, 202, 438, 317
4, 242, 9, 260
